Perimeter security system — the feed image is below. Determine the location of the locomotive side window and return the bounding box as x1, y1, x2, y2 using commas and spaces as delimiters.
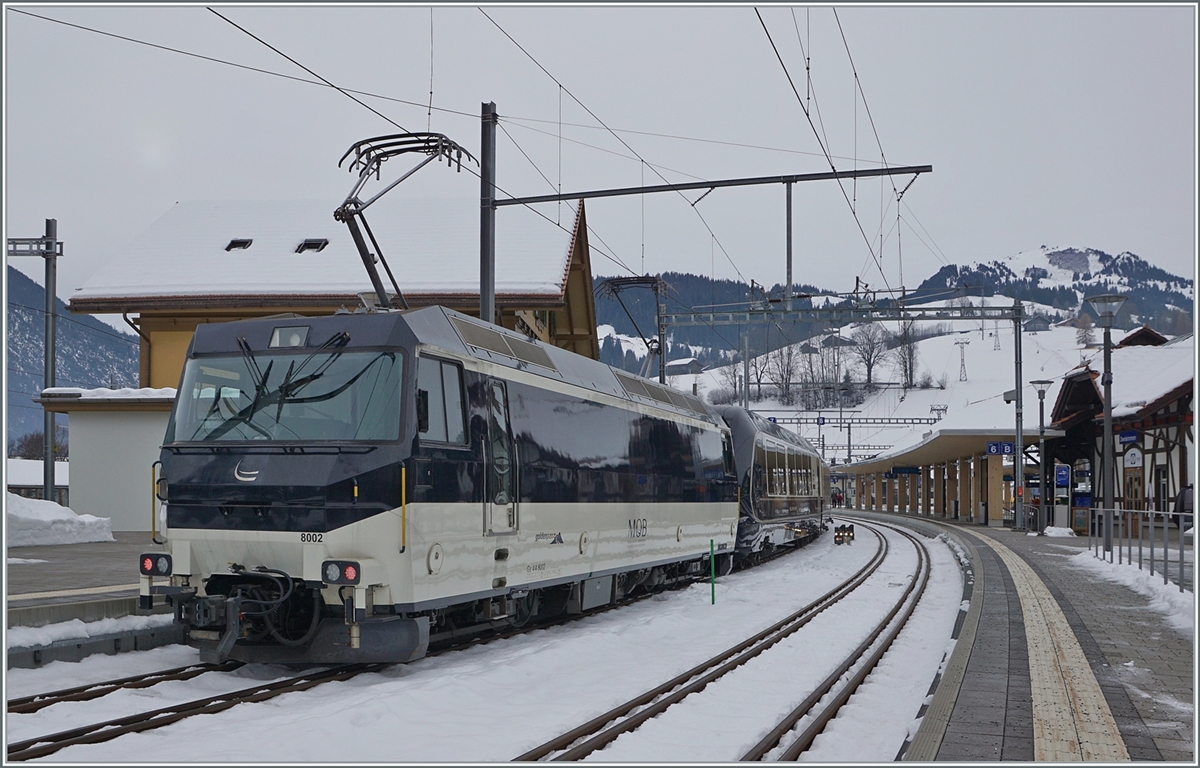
417, 358, 466, 444
487, 381, 515, 506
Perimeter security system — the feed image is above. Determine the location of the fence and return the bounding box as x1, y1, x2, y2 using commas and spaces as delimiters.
1086, 507, 1192, 593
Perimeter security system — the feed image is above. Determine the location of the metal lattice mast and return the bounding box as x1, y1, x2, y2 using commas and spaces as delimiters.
956, 339, 971, 381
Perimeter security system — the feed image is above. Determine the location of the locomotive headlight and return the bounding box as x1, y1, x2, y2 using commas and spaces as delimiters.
322, 560, 361, 585
139, 553, 172, 576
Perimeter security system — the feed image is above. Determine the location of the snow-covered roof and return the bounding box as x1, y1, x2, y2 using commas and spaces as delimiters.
1105, 343, 1194, 418
40, 387, 177, 402
71, 198, 579, 310
6, 458, 69, 487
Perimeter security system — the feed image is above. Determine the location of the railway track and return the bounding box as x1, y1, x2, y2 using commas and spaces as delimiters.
742, 522, 931, 760
6, 661, 244, 714
9, 543, 824, 762
6, 663, 387, 761
513, 519, 931, 761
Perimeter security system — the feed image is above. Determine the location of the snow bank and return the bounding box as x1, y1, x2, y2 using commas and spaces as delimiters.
1066, 550, 1194, 639
5, 492, 114, 547
1044, 526, 1076, 537
6, 613, 175, 649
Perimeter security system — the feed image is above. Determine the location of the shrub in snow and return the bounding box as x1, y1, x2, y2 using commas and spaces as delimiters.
5, 492, 114, 546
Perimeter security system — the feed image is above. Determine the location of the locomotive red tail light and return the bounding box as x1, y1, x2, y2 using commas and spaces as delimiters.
322, 560, 361, 585
139, 553, 172, 576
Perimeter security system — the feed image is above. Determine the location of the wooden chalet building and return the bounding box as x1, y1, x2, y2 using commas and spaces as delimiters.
1047, 331, 1193, 512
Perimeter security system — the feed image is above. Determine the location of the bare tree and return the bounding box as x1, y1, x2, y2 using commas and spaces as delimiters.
890, 320, 919, 390
8, 427, 69, 460
718, 358, 742, 402
748, 353, 769, 401
849, 323, 888, 385
1075, 312, 1096, 346
767, 343, 800, 406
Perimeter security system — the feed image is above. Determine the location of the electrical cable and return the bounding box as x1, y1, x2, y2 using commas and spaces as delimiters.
4, 7, 479, 120
754, 8, 893, 295
480, 8, 754, 287
7, 302, 139, 345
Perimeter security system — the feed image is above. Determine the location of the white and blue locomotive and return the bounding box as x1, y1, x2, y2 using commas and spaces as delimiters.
140, 306, 827, 665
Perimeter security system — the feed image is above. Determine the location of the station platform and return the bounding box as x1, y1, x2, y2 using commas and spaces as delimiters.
6, 533, 178, 668
858, 511, 1195, 763
4, 519, 1194, 761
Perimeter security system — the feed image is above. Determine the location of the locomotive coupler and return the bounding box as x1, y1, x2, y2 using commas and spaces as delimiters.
211, 597, 243, 662
342, 586, 368, 649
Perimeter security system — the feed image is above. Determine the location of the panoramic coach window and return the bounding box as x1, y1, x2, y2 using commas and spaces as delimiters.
417, 357, 465, 444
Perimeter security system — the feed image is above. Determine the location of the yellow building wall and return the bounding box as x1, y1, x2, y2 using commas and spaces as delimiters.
148, 331, 195, 388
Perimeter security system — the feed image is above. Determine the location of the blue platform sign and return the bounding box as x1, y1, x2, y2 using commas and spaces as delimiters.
767, 417, 777, 423
986, 441, 1016, 455
1055, 465, 1071, 487
893, 466, 919, 475
1118, 430, 1139, 445
816, 416, 826, 425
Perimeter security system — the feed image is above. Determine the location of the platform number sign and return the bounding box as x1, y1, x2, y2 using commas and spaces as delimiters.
816, 416, 826, 425
767, 417, 777, 423
986, 441, 1016, 455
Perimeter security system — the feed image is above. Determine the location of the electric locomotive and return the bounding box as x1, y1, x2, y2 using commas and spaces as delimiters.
140, 306, 740, 664
713, 406, 829, 564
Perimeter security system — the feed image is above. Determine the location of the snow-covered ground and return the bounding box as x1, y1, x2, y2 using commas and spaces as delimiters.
5, 522, 964, 762
4, 518, 1192, 762
4, 492, 113, 548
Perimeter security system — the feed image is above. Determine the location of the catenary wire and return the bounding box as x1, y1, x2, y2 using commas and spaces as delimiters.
480, 8, 753, 287
754, 8, 893, 295
7, 303, 139, 345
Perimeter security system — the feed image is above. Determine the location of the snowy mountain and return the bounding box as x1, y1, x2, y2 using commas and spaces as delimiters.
5, 267, 140, 447
597, 246, 1193, 374
911, 247, 1193, 332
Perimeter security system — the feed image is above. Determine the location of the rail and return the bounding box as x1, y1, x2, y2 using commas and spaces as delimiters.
1085, 507, 1192, 593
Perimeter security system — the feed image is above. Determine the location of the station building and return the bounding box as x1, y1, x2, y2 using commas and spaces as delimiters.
841, 326, 1193, 530
42, 197, 600, 531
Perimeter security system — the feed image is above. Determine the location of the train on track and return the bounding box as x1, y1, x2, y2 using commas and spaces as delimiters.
140, 308, 828, 666
140, 305, 831, 664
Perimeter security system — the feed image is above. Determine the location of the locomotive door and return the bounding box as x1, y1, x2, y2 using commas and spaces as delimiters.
485, 379, 518, 535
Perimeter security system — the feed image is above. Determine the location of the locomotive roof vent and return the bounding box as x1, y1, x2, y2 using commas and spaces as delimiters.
613, 370, 711, 419
450, 316, 557, 372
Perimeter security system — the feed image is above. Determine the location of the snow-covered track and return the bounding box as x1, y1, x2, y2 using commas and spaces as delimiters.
5, 661, 244, 715
513, 524, 890, 761
5, 663, 386, 761
741, 521, 931, 760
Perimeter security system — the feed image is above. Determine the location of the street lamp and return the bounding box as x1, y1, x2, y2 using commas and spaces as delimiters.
1031, 379, 1054, 535
1085, 293, 1127, 554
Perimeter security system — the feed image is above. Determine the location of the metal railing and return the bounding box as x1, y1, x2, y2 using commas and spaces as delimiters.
1086, 507, 1192, 593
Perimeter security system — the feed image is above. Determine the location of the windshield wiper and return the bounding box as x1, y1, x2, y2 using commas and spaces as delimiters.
200, 348, 390, 443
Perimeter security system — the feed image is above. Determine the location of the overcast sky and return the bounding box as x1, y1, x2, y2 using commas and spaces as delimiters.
4, 3, 1196, 315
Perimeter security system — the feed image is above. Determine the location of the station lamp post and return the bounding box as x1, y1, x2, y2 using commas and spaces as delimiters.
1031, 379, 1054, 535
1084, 293, 1126, 554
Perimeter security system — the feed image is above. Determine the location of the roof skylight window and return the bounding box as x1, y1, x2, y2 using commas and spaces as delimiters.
295, 238, 329, 253
225, 238, 253, 251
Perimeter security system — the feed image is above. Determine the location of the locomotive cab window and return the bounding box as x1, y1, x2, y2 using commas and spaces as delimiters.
167, 349, 403, 442
416, 357, 466, 444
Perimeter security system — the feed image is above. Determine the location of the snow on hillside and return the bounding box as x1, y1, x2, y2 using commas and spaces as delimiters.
5, 492, 114, 547
673, 292, 1192, 466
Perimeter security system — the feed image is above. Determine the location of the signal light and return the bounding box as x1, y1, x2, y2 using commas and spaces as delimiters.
322, 560, 361, 585
139, 553, 172, 576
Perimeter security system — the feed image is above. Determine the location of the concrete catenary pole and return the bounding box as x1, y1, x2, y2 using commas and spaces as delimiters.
42, 219, 59, 500
479, 102, 497, 325
1013, 299, 1024, 530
